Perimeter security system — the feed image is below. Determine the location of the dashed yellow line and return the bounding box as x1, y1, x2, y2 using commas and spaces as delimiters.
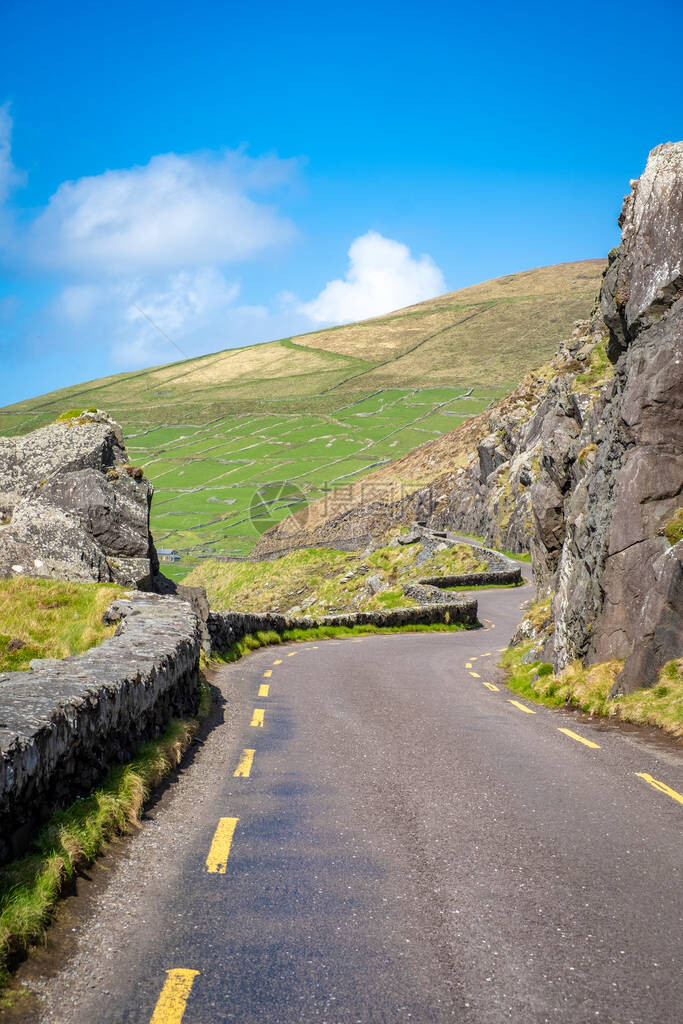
469, 671, 481, 678
480, 652, 491, 658
465, 662, 473, 668
263, 670, 272, 678
258, 683, 270, 697
508, 699, 536, 714
482, 681, 499, 692
635, 773, 683, 805
150, 969, 200, 1024
205, 817, 239, 874
287, 651, 297, 657
250, 708, 265, 727
273, 659, 282, 665
233, 749, 255, 778
558, 727, 600, 749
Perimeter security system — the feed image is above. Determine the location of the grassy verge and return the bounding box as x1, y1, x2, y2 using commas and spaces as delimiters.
0, 681, 210, 994
213, 621, 473, 664
0, 578, 125, 673
501, 643, 683, 738
185, 541, 486, 617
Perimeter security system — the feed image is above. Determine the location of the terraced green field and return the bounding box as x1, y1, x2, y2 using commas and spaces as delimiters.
127, 385, 505, 573
0, 260, 604, 576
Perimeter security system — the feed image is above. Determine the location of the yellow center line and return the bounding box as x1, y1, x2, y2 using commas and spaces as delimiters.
465, 662, 473, 668
635, 772, 683, 805
258, 683, 270, 697
497, 647, 507, 652
508, 699, 536, 714
480, 652, 491, 657
482, 681, 499, 692
205, 817, 239, 874
287, 651, 297, 657
250, 708, 265, 727
150, 969, 200, 1024
557, 727, 600, 749
273, 659, 282, 665
469, 671, 481, 678
263, 670, 272, 678
233, 749, 255, 778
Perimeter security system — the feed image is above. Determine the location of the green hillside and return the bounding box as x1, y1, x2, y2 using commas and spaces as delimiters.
0, 259, 604, 571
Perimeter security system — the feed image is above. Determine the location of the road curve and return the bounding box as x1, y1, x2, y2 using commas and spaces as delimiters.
26, 577, 682, 1024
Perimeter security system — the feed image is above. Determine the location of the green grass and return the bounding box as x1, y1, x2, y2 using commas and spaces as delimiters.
185, 540, 487, 614
443, 582, 523, 591
0, 578, 125, 672
572, 339, 614, 392
213, 621, 473, 664
1, 261, 603, 566
664, 507, 683, 546
500, 643, 683, 738
0, 682, 210, 993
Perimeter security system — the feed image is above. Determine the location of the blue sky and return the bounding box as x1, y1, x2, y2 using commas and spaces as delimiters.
1, 0, 681, 406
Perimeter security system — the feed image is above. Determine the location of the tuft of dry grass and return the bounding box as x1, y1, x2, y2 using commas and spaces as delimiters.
501, 644, 683, 739
0, 578, 125, 672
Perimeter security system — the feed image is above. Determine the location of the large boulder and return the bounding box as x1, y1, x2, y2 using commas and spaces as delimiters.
0, 411, 159, 588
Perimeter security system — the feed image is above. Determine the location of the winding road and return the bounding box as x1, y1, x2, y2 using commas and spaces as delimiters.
24, 578, 683, 1024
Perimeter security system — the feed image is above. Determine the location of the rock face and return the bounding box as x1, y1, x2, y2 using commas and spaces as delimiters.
0, 411, 159, 588
548, 143, 683, 693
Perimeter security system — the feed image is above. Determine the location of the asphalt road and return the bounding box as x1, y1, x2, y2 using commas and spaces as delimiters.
29, 579, 682, 1024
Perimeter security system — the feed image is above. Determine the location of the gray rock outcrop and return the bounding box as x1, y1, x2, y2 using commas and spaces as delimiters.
549, 142, 683, 693
0, 411, 159, 588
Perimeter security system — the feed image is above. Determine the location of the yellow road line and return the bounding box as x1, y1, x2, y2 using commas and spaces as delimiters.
263, 670, 272, 678
557, 727, 600, 749
205, 817, 239, 873
287, 651, 297, 657
258, 683, 270, 697
273, 659, 282, 665
480, 652, 491, 658
233, 749, 255, 778
150, 969, 200, 1024
508, 699, 536, 714
498, 648, 507, 652
635, 772, 683, 805
469, 671, 481, 678
482, 681, 499, 692
465, 662, 473, 668
250, 708, 265, 727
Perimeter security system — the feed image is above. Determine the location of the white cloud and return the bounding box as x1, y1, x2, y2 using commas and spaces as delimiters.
0, 103, 24, 204
27, 149, 298, 275
300, 230, 446, 324
48, 267, 307, 371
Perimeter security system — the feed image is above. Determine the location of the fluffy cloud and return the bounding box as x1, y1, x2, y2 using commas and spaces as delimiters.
300, 231, 446, 324
48, 267, 309, 371
27, 149, 298, 275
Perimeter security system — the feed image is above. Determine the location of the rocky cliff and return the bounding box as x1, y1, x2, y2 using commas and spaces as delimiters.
547, 142, 682, 694
0, 411, 159, 588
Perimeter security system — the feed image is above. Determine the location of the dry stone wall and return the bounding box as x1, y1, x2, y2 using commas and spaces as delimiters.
0, 592, 201, 862
208, 600, 478, 654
